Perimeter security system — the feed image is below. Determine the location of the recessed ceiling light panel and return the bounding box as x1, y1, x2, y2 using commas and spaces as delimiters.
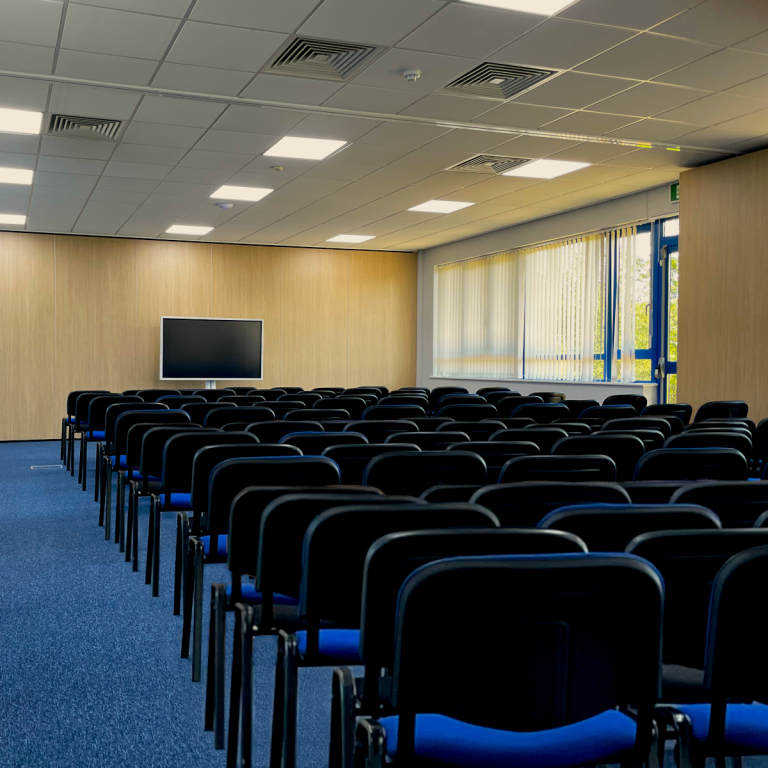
166, 225, 214, 236
210, 185, 274, 202
327, 235, 376, 243
503, 159, 590, 179
0, 167, 33, 185
0, 213, 26, 225
264, 137, 347, 160
0, 108, 42, 135
462, 0, 579, 15
409, 200, 475, 214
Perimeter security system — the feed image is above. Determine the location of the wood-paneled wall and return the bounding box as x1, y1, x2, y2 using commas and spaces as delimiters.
679, 147, 768, 422
0, 232, 417, 440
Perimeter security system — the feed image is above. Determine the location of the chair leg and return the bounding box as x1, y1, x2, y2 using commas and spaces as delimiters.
181, 540, 195, 659
117, 471, 125, 551
99, 460, 110, 527
269, 633, 287, 768
94, 443, 101, 502
81, 436, 88, 491
214, 585, 227, 747
281, 634, 300, 768
69, 427, 74, 474
205, 584, 218, 731
131, 485, 139, 572
125, 479, 134, 563
226, 603, 243, 768
145, 496, 155, 585
330, 668, 358, 768
192, 540, 205, 682
152, 497, 161, 597
60, 418, 66, 461
78, 433, 84, 483
238, 605, 255, 768
173, 513, 189, 616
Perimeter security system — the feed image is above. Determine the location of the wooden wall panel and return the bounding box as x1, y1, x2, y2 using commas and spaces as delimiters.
679, 148, 768, 421
55, 236, 136, 413
134, 240, 212, 390
349, 250, 417, 390
211, 244, 282, 389
0, 233, 55, 439
281, 248, 349, 391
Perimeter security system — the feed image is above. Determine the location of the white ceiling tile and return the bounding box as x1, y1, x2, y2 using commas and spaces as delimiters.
166, 22, 286, 72
0, 134, 40, 154
34, 171, 100, 188
722, 133, 768, 152
577, 34, 721, 80
153, 180, 217, 198
302, 162, 379, 181
494, 19, 634, 70
74, 201, 139, 233
360, 166, 439, 187
88, 188, 150, 205
654, 0, 768, 47
546, 142, 645, 163
655, 49, 768, 91
352, 48, 481, 93
419, 129, 511, 154
224, 170, 293, 188
32, 185, 91, 201
406, 172, 482, 195
75, 0, 192, 17
151, 63, 255, 96
669, 126, 758, 148
37, 156, 106, 175
517, 72, 636, 110
238, 155, 319, 175
725, 74, 768, 100
213, 105, 308, 135
191, 0, 318, 32
0, 75, 49, 110
193, 130, 277, 155
349, 122, 451, 148
240, 74, 343, 105
41, 136, 115, 160
399, 94, 496, 121
121, 122, 205, 149
588, 82, 712, 118
104, 161, 172, 180
0, 41, 54, 74
27, 198, 86, 231
165, 166, 234, 185
558, 0, 703, 31
322, 85, 423, 113
62, 5, 180, 59
178, 149, 254, 171
0, 182, 32, 199
289, 113, 380, 142
398, 4, 540, 59
714, 108, 768, 134
490, 134, 579, 157
56, 50, 157, 86
110, 144, 187, 166
0, 151, 38, 169
658, 93, 766, 125
735, 31, 768, 54
137, 195, 195, 215
389, 148, 470, 171
48, 84, 142, 120
134, 96, 226, 128
96, 175, 161, 192
542, 111, 639, 135
0, 0, 63, 47
607, 119, 704, 142
0, 193, 30, 213
325, 142, 411, 166
476, 102, 573, 129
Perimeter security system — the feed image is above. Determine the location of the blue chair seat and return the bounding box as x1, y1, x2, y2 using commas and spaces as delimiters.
87, 430, 106, 440
162, 492, 191, 510
112, 455, 130, 470
200, 534, 227, 557
379, 709, 638, 768
676, 703, 768, 752
296, 629, 361, 663
224, 583, 298, 606
68, 417, 77, 424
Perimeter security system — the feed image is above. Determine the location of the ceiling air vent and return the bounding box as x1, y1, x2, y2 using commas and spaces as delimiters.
265, 37, 381, 82
447, 155, 532, 175
48, 114, 122, 140
443, 62, 557, 101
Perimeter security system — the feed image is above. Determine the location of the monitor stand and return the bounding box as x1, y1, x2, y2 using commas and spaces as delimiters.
205, 380, 217, 389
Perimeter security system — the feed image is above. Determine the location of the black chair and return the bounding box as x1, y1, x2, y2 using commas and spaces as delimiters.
665, 546, 768, 766
379, 395, 428, 408
273, 387, 304, 394
409, 416, 453, 431
670, 481, 768, 527
538, 503, 721, 552
499, 455, 617, 484
314, 397, 367, 420
203, 407, 275, 429
603, 416, 672, 439
225, 387, 263, 396
510, 402, 570, 423
484, 390, 521, 406
122, 389, 142, 396
247, 389, 284, 401
278, 392, 323, 407
665, 430, 752, 460
435, 404, 498, 421
581, 404, 638, 421
419, 485, 483, 503
217, 396, 268, 406
61, 389, 108, 466
497, 395, 543, 417
435, 420, 504, 441
246, 421, 323, 441
157, 395, 206, 408
650, 414, 685, 435
450, 441, 540, 482
285, 408, 349, 422
621, 481, 689, 504
436, 394, 486, 409
279, 432, 367, 454
471, 481, 630, 527
136, 388, 181, 402
549, 421, 592, 435
362, 451, 487, 496
476, 387, 512, 397
317, 420, 354, 433
552, 434, 645, 482
627, 530, 768, 705
193, 389, 237, 402
428, 386, 467, 412
634, 448, 748, 481
182, 402, 232, 426
561, 399, 600, 419
312, 387, 344, 395
528, 391, 566, 403
491, 427, 568, 454
608, 428, 667, 451
694, 400, 748, 422
643, 402, 693, 425
266, 401, 307, 417
753, 417, 768, 465
321, 444, 420, 485
350, 386, 386, 396
362, 404, 426, 421
489, 416, 536, 428
343, 388, 380, 403
386, 432, 469, 451
344, 420, 418, 444
351, 553, 663, 768
604, 393, 647, 411
697, 418, 755, 433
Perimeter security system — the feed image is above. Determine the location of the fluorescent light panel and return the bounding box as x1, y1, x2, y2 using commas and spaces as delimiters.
504, 159, 590, 179
0, 167, 33, 185
166, 225, 213, 235
0, 214, 26, 225
264, 136, 347, 160
462, 0, 578, 15
327, 235, 376, 243
409, 200, 475, 214
210, 185, 273, 202
0, 107, 42, 135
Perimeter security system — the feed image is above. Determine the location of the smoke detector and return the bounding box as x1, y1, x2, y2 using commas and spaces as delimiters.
404, 70, 421, 82
215, 203, 234, 209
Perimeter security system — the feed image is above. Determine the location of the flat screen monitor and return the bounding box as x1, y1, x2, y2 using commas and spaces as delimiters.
160, 317, 263, 380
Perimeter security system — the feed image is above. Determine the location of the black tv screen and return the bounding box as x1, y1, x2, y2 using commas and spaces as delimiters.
160, 317, 263, 380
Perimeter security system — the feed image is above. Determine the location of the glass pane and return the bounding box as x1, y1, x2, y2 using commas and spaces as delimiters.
667, 373, 677, 404
634, 231, 652, 381
636, 359, 652, 381
663, 217, 680, 238
668, 250, 679, 363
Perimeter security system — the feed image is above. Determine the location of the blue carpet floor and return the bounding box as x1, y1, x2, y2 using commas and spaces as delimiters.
0, 441, 332, 768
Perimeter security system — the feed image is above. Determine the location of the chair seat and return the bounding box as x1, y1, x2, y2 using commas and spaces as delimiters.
676, 703, 768, 752
224, 583, 298, 606
296, 629, 361, 664
162, 492, 191, 510
87, 430, 105, 440
200, 534, 227, 557
112, 455, 130, 470
379, 710, 638, 768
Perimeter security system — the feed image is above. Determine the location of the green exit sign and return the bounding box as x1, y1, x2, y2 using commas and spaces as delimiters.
670, 181, 680, 203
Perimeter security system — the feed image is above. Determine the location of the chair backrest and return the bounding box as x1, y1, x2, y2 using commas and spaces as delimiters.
602, 417, 672, 439
363, 451, 488, 496
105, 403, 169, 450
279, 431, 367, 454
697, 418, 755, 433
345, 420, 418, 443
621, 481, 688, 504
670, 481, 768, 527
603, 394, 647, 411
265, 401, 306, 417
389, 554, 662, 761
561, 399, 600, 419
476, 387, 511, 397
122, 389, 142, 396
314, 396, 367, 419
409, 416, 454, 431
363, 404, 426, 421
129, 424, 200, 484
66, 390, 109, 417
419, 485, 483, 503
138, 422, 209, 482
606, 429, 666, 451
634, 448, 748, 481
136, 389, 180, 402
386, 431, 469, 450
312, 387, 345, 395
754, 418, 768, 463
225, 387, 263, 396
379, 395, 429, 409
581, 404, 638, 421
450, 441, 540, 482
428, 387, 468, 411
490, 417, 536, 429
694, 400, 748, 422
277, 392, 322, 407
435, 403, 499, 422
528, 391, 566, 403
435, 420, 505, 441
550, 421, 592, 435
247, 389, 284, 401
320, 444, 419, 485
85, 395, 142, 431
203, 406, 275, 428
642, 402, 693, 425
181, 402, 231, 425
484, 390, 520, 406
471, 481, 631, 527
360, 528, 587, 705
511, 403, 570, 423
363, 386, 389, 395
436, 394, 486, 408
499, 455, 617, 483
345, 387, 383, 398
665, 430, 752, 459
113, 409, 188, 457
497, 395, 543, 417
651, 415, 685, 435
192, 389, 236, 402
311, 390, 335, 398
627, 531, 768, 673
552, 434, 645, 482
156, 395, 206, 408
217, 396, 267, 406
246, 421, 323, 441
274, 386, 304, 394
539, 503, 721, 551
491, 427, 568, 454
308, 420, 352, 433
286, 408, 350, 421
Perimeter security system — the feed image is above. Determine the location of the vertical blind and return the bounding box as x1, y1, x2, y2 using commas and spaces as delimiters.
434, 225, 638, 382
